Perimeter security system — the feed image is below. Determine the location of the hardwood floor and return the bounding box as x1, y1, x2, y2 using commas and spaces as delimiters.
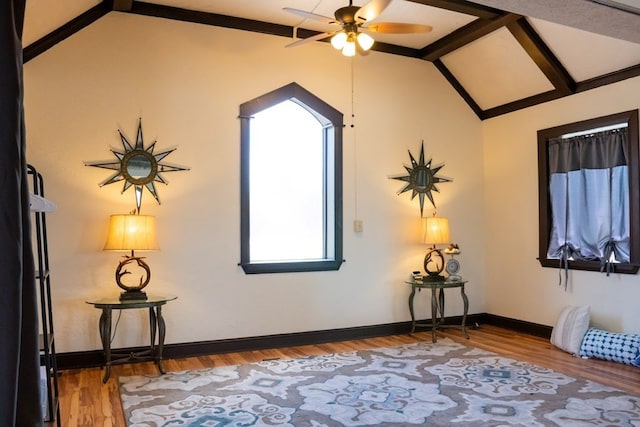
57, 324, 640, 426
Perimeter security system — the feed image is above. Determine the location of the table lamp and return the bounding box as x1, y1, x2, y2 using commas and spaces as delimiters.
423, 214, 450, 281
104, 213, 159, 300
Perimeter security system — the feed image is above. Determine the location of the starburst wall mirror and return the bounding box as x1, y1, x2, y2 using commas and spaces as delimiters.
85, 118, 189, 211
389, 141, 451, 217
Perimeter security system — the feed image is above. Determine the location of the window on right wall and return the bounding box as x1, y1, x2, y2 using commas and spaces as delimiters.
538, 109, 640, 276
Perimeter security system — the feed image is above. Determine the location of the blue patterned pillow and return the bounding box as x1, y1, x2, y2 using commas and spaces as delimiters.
579, 328, 640, 366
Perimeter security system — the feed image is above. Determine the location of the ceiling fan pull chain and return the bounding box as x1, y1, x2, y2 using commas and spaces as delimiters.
350, 57, 355, 128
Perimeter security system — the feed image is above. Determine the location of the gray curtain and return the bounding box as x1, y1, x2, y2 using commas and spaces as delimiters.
547, 128, 630, 274
0, 0, 44, 425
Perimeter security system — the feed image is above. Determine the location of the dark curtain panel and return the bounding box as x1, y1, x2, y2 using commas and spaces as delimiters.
0, 0, 44, 426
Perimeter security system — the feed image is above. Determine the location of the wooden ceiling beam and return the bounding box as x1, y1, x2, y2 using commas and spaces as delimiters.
405, 0, 502, 19
433, 59, 483, 118
481, 90, 564, 120
130, 2, 292, 38
23, 3, 111, 62
419, 12, 521, 61
577, 63, 640, 92
113, 0, 134, 12
507, 18, 575, 95
477, 62, 640, 119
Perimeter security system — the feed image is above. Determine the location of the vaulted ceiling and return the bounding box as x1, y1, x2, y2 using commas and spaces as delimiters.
23, 0, 640, 120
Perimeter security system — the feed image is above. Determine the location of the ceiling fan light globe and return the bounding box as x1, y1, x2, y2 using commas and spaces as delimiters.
342, 41, 356, 57
357, 32, 374, 51
331, 31, 348, 50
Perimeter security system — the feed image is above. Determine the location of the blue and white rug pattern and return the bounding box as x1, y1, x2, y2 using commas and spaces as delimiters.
119, 338, 640, 426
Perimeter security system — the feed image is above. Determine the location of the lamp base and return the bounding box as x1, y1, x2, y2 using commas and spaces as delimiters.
115, 253, 151, 301
424, 248, 445, 278
423, 273, 445, 282
119, 290, 148, 301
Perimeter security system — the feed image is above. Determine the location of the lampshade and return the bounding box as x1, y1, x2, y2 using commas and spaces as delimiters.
104, 214, 159, 251
331, 32, 348, 50
342, 37, 356, 57
423, 216, 450, 246
357, 32, 374, 51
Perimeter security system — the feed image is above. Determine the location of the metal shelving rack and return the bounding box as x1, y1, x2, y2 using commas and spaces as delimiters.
28, 164, 60, 427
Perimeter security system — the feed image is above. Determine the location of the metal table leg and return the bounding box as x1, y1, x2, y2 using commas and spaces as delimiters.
408, 284, 417, 334
99, 307, 113, 383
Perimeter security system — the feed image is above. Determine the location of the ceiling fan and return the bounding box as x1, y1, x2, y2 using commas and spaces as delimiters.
284, 0, 432, 56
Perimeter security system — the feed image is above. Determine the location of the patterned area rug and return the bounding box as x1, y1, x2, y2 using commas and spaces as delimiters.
119, 338, 640, 426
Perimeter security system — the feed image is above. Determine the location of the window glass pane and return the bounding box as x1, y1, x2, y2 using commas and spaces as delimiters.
239, 82, 343, 274
249, 101, 324, 262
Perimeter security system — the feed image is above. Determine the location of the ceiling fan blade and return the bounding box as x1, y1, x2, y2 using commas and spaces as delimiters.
364, 22, 433, 33
355, 0, 392, 22
285, 31, 335, 48
283, 7, 336, 25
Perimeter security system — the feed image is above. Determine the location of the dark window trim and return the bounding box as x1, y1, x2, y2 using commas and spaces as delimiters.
537, 109, 640, 274
239, 82, 343, 274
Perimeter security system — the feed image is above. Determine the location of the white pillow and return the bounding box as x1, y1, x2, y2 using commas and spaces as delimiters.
550, 305, 590, 355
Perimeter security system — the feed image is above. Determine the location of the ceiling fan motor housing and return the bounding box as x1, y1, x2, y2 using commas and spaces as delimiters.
334, 5, 361, 24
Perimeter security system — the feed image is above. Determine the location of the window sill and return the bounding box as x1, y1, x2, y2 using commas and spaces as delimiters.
240, 259, 344, 274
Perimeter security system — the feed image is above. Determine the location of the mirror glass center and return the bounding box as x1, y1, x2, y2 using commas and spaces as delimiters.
127, 154, 153, 179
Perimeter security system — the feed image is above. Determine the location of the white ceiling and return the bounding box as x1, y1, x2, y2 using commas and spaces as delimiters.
22, 0, 640, 119
473, 0, 640, 44
442, 27, 556, 110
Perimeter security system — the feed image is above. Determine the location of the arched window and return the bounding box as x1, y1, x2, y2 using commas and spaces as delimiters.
239, 83, 343, 274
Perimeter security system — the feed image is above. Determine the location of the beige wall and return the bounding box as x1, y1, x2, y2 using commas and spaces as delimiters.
482, 77, 640, 334
27, 11, 639, 355
24, 12, 485, 353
